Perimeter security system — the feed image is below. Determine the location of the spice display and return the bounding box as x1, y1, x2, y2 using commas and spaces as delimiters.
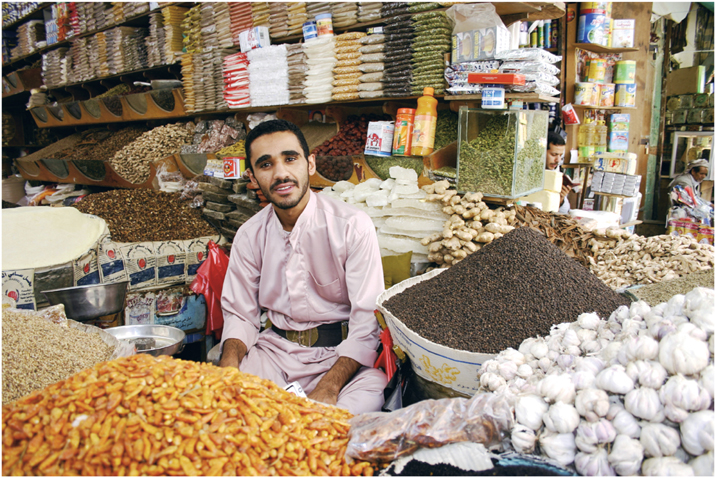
2, 306, 115, 404
410, 10, 451, 96
384, 227, 630, 354
457, 110, 547, 198
332, 32, 366, 101
109, 123, 192, 184
74, 189, 215, 242
303, 35, 336, 104
358, 3, 382, 24
477, 286, 714, 475
102, 96, 123, 116
181, 118, 245, 155
364, 155, 423, 181
312, 114, 388, 157
54, 126, 148, 162
287, 43, 307, 105
433, 110, 459, 150
381, 4, 414, 98
630, 269, 714, 305
589, 233, 714, 289
1, 354, 375, 476
215, 140, 246, 159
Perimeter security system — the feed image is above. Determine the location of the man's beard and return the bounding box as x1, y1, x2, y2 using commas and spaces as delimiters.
261, 178, 309, 210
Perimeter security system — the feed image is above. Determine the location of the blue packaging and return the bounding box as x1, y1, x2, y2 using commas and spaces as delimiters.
577, 14, 606, 44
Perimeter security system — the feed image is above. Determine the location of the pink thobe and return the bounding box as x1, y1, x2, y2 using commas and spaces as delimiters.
220, 191, 388, 414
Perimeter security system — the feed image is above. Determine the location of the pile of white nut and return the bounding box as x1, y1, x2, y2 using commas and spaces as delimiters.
477, 287, 714, 476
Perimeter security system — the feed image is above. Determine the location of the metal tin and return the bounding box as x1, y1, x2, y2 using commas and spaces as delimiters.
577, 13, 606, 44
598, 83, 615, 107
104, 324, 186, 356
587, 58, 607, 83
615, 84, 636, 107
575, 82, 596, 106
316, 13, 333, 36
302, 21, 317, 41
614, 60, 636, 84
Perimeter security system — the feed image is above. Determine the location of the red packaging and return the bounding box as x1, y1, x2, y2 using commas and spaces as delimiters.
467, 73, 526, 85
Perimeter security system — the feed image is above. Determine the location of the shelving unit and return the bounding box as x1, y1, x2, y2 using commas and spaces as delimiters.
573, 43, 639, 54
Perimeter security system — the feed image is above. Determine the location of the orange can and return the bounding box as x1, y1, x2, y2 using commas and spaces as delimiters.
392, 108, 416, 156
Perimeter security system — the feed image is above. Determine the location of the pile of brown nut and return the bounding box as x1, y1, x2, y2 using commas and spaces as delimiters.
109, 123, 192, 184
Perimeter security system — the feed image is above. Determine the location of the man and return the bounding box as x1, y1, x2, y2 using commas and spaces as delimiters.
669, 158, 709, 197
546, 131, 571, 214
219, 119, 388, 414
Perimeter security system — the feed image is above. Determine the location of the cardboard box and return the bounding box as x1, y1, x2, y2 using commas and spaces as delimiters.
592, 152, 638, 175
612, 19, 635, 48
467, 73, 525, 85
666, 66, 707, 96
451, 26, 510, 64
608, 131, 629, 152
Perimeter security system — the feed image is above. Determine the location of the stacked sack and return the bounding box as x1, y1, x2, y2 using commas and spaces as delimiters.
146, 11, 165, 67
200, 176, 243, 243
223, 51, 250, 109
410, 9, 451, 96
268, 2, 288, 39
358, 2, 382, 23
247, 44, 289, 107
497, 48, 562, 97
332, 32, 365, 102
381, 3, 413, 98
444, 60, 501, 96
228, 2, 252, 46
287, 2, 308, 36
287, 43, 307, 105
331, 2, 359, 29
358, 33, 385, 99
306, 2, 331, 21
303, 35, 336, 104
251, 2, 270, 28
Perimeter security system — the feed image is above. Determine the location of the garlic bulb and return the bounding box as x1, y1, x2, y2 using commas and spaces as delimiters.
531, 341, 549, 359
576, 356, 606, 376
626, 360, 667, 389
539, 429, 577, 467
663, 294, 686, 318
562, 328, 581, 347
699, 365, 713, 401
618, 335, 659, 364
510, 424, 536, 454
575, 388, 610, 422
649, 318, 678, 341
641, 457, 694, 476
680, 410, 714, 456
519, 338, 537, 355
682, 287, 714, 334
629, 300, 651, 320
624, 387, 665, 422
516, 363, 533, 379
601, 342, 623, 366
577, 328, 598, 344
608, 434, 644, 476
537, 357, 552, 374
571, 370, 596, 390
500, 348, 525, 366
565, 345, 582, 357
575, 419, 617, 453
515, 394, 548, 430
659, 329, 710, 376
578, 312, 601, 330
537, 374, 575, 404
479, 372, 506, 392
610, 305, 630, 324
678, 322, 709, 341
595, 364, 635, 395
689, 451, 714, 476
659, 374, 711, 423
709, 334, 713, 355
575, 449, 615, 476
543, 402, 580, 434
640, 422, 681, 458
498, 361, 518, 381
556, 354, 576, 370
482, 359, 500, 375
611, 407, 642, 439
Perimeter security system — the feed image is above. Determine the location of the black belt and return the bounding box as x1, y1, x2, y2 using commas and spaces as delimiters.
271, 321, 348, 347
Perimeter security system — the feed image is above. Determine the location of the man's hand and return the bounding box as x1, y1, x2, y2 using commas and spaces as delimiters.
560, 184, 572, 203
218, 338, 248, 369
307, 356, 361, 406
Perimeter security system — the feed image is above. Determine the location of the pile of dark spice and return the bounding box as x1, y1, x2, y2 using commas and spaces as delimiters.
383, 227, 630, 354
55, 126, 148, 162
74, 189, 216, 243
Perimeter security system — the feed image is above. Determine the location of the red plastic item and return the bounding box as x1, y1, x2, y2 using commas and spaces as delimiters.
374, 327, 398, 381
189, 241, 230, 340
467, 73, 526, 85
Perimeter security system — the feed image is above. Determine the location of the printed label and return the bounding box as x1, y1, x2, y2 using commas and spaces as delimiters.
411, 115, 437, 150
154, 241, 187, 286
73, 248, 101, 287
120, 242, 157, 291
97, 241, 129, 284
2, 269, 36, 310
184, 236, 214, 283
125, 292, 156, 325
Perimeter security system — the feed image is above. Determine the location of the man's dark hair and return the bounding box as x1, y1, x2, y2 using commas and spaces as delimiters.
245, 119, 310, 171
548, 131, 566, 147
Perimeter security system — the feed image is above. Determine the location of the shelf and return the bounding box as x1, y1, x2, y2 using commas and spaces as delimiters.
44, 62, 181, 93
445, 93, 560, 103
574, 43, 640, 54
2, 3, 50, 31
593, 191, 637, 198
572, 104, 637, 110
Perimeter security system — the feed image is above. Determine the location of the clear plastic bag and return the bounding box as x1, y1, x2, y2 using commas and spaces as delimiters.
332, 92, 361, 101
346, 393, 512, 463
359, 90, 384, 99
360, 72, 385, 82
361, 34, 385, 45
333, 77, 361, 86
334, 65, 362, 75
358, 12, 382, 22
332, 85, 360, 94
359, 62, 385, 72
495, 48, 562, 64
336, 58, 362, 67
336, 32, 366, 42
334, 71, 363, 80
358, 82, 383, 91
361, 52, 385, 63
336, 44, 362, 55
507, 81, 561, 97
499, 61, 560, 76
360, 43, 385, 54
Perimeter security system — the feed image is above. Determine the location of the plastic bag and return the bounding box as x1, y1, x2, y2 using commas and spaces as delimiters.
346, 392, 513, 463
359, 62, 385, 73
359, 90, 384, 99
358, 82, 383, 92
361, 52, 385, 63
332, 92, 360, 101
156, 163, 186, 193
336, 58, 362, 67
360, 43, 385, 54
334, 65, 361, 75
361, 34, 385, 45
336, 31, 366, 41
446, 3, 504, 34
189, 240, 230, 338
360, 72, 384, 82
495, 48, 562, 64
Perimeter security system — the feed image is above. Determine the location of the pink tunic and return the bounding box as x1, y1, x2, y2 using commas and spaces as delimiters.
221, 191, 388, 413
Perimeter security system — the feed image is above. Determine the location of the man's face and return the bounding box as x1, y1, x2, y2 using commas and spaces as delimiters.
692, 166, 708, 183
546, 143, 566, 170
247, 131, 316, 210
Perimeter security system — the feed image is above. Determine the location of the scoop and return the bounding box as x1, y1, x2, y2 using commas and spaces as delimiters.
133, 80, 183, 90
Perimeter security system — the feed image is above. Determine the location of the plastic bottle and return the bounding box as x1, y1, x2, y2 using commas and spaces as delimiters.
595, 120, 608, 153
411, 87, 438, 156
578, 119, 596, 162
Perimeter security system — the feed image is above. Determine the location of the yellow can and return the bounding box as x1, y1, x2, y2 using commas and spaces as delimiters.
587, 58, 607, 83
575, 82, 595, 106
615, 84, 636, 107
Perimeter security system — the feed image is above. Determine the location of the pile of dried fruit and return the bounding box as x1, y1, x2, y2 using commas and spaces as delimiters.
74, 189, 216, 243
312, 114, 389, 157
1, 354, 375, 476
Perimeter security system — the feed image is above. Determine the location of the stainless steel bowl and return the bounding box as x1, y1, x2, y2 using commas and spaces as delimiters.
104, 325, 186, 356
41, 282, 129, 322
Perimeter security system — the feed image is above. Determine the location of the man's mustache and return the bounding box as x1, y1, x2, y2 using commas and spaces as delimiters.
271, 179, 298, 191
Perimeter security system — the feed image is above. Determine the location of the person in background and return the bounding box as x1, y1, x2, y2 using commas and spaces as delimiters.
218, 119, 388, 414
546, 131, 571, 214
669, 158, 709, 197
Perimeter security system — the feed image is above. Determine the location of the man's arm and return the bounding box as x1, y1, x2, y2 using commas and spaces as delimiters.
307, 356, 362, 405
218, 338, 248, 369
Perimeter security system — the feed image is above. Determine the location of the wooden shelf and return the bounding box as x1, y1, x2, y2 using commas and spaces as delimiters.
572, 104, 637, 110
574, 43, 640, 54
593, 191, 637, 198
445, 93, 559, 102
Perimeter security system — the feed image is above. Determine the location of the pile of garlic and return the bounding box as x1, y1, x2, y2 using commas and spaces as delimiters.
477, 286, 714, 476
587, 231, 714, 290
419, 182, 518, 267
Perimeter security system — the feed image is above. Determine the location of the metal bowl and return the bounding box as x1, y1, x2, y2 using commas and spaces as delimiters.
41, 282, 129, 322
104, 325, 185, 356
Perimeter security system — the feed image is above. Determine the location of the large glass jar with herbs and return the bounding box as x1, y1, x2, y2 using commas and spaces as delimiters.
456, 107, 548, 199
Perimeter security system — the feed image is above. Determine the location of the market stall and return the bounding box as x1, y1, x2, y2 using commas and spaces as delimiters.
1, 1, 714, 476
